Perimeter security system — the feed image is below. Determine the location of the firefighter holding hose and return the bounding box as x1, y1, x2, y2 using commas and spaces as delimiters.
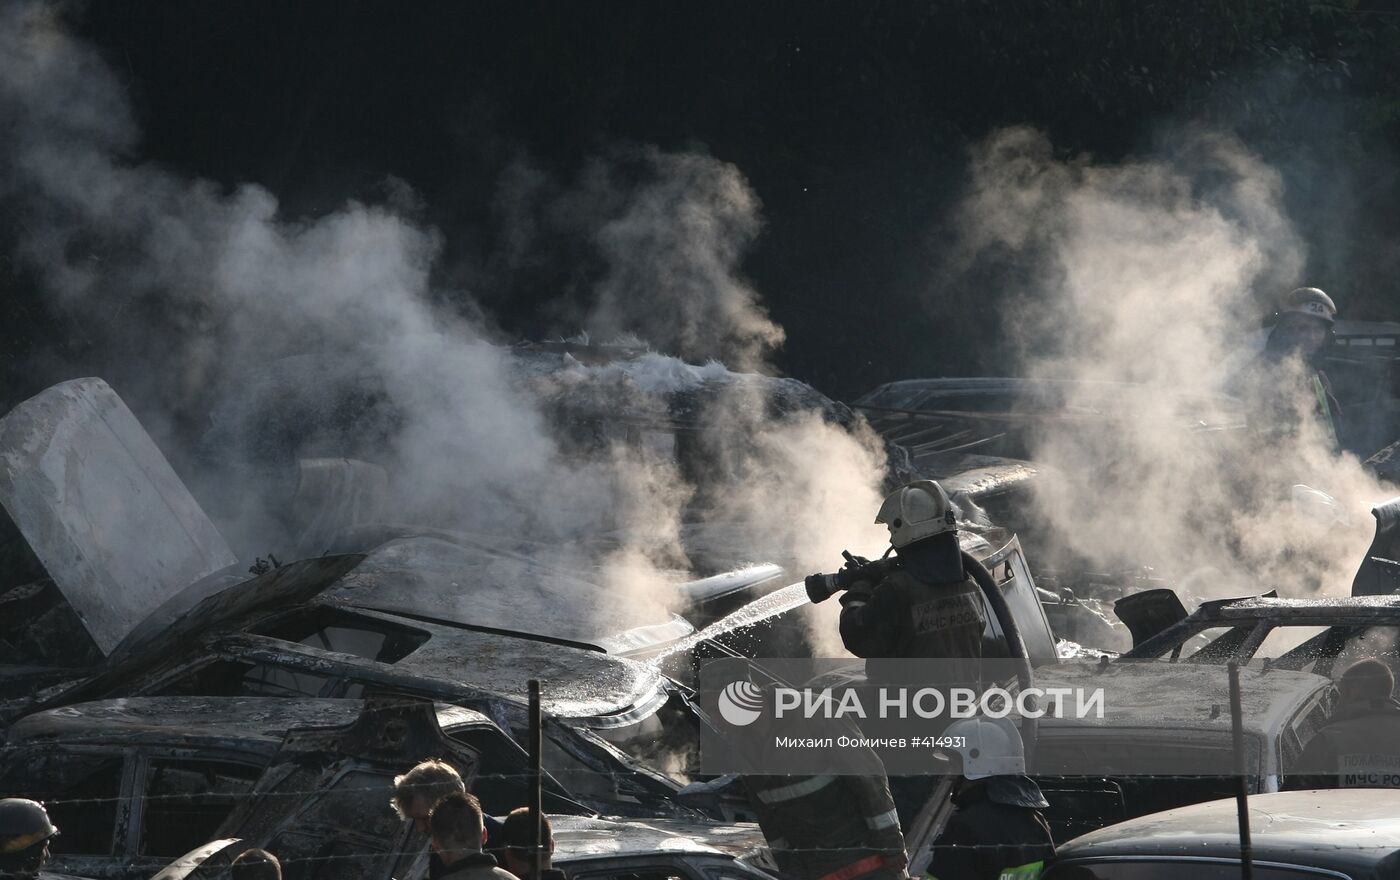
806, 480, 1027, 836
806, 480, 987, 675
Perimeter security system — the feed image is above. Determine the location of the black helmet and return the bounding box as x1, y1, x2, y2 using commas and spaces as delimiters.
983, 775, 1050, 810
0, 799, 58, 856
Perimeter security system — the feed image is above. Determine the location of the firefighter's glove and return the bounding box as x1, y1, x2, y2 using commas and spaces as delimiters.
839, 581, 876, 607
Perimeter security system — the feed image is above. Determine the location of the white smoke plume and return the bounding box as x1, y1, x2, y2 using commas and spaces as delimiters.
948, 126, 1387, 599
0, 2, 887, 637
548, 147, 786, 372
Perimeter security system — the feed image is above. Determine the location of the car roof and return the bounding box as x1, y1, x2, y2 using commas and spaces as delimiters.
5, 697, 490, 755
1122, 594, 1400, 659
550, 815, 765, 861
1035, 662, 1329, 735
1213, 594, 1400, 619
1055, 789, 1400, 871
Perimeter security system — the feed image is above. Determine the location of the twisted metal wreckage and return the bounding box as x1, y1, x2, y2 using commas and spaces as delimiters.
2, 352, 1400, 878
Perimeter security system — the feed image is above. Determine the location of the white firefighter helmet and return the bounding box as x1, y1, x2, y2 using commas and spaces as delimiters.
1274, 287, 1337, 325
875, 480, 956, 549
941, 716, 1026, 779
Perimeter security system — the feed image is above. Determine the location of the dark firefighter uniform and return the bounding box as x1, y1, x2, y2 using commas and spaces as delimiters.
1293, 697, 1400, 788
839, 564, 986, 682
1234, 354, 1343, 453
1230, 286, 1345, 455
925, 777, 1055, 880
743, 772, 907, 880
838, 537, 988, 829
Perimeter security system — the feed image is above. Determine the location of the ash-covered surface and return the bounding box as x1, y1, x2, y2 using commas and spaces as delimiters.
1057, 789, 1400, 866
1225, 594, 1400, 610
1035, 661, 1330, 733
345, 607, 670, 722
7, 696, 407, 751
550, 814, 766, 859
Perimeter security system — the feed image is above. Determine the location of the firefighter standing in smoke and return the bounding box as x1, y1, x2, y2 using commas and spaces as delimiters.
822, 480, 988, 828
837, 480, 985, 686
1232, 286, 1345, 453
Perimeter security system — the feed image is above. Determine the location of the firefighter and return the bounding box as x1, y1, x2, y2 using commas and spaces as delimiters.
736, 670, 908, 880
1292, 658, 1400, 789
743, 772, 908, 880
925, 717, 1055, 880
0, 799, 58, 880
1233, 286, 1344, 452
839, 479, 986, 676
837, 479, 989, 828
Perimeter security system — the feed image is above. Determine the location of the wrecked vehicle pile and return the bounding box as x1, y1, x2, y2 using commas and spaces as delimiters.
7, 367, 1400, 880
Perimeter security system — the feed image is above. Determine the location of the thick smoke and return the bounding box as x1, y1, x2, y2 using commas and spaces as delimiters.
0, 3, 887, 635
948, 126, 1385, 598
581, 149, 786, 373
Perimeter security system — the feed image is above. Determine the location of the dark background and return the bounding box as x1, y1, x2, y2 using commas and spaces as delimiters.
7, 0, 1400, 401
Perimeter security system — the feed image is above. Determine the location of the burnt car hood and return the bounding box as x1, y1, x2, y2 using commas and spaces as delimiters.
214, 603, 672, 726
0, 379, 238, 656
321, 533, 694, 649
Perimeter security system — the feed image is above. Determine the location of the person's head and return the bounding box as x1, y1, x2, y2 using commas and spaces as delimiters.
1266, 287, 1336, 359
500, 807, 555, 874
230, 848, 282, 880
876, 479, 966, 582
429, 793, 485, 863
876, 479, 956, 550
1339, 658, 1395, 705
0, 798, 58, 879
392, 759, 466, 834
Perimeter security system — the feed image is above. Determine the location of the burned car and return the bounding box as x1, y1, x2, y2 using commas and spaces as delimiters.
1030, 661, 1335, 841
6, 699, 493, 880
1120, 592, 1400, 681
0, 378, 725, 701
1042, 789, 1400, 879
0, 697, 592, 880
22, 554, 693, 816
0, 379, 745, 800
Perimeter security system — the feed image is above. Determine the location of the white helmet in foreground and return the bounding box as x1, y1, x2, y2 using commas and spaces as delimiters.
875, 479, 956, 549
941, 715, 1026, 779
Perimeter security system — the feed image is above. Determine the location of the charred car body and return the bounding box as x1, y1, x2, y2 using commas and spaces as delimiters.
1042, 789, 1400, 879
1030, 661, 1335, 840
1, 698, 591, 879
